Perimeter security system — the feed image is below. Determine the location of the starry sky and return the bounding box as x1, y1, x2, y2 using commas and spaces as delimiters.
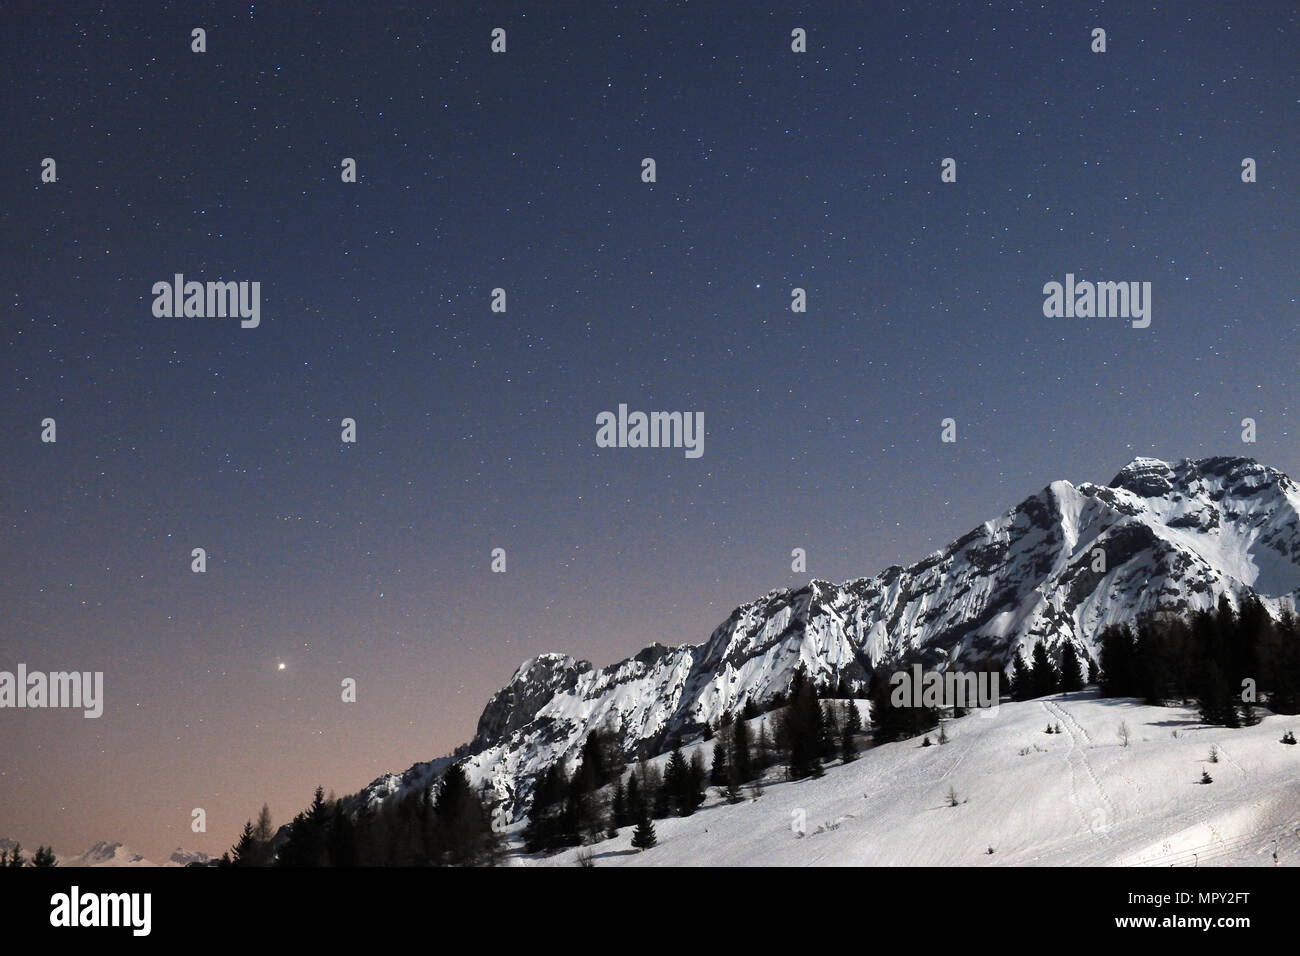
1, 1, 1296, 863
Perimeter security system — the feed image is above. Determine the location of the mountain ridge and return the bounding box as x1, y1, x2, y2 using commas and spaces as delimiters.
358, 455, 1300, 823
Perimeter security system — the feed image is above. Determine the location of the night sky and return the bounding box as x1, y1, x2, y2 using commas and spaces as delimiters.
2, 2, 1296, 863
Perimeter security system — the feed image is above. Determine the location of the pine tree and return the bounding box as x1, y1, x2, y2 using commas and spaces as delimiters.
31, 846, 56, 867
1030, 640, 1059, 698
524, 762, 571, 853
732, 712, 753, 783
435, 763, 496, 864
1197, 661, 1237, 728
725, 751, 743, 802
1099, 623, 1138, 697
5, 844, 24, 867
1060, 642, 1085, 693
1268, 611, 1300, 714
630, 805, 657, 850
780, 667, 830, 778
664, 746, 692, 816
844, 699, 862, 735
710, 738, 729, 789
1010, 653, 1032, 701
754, 719, 773, 773
625, 770, 642, 823
611, 779, 628, 830
231, 820, 256, 866
327, 800, 359, 867
252, 802, 274, 866
274, 785, 329, 867
686, 749, 707, 814
840, 723, 857, 763
574, 730, 608, 794
820, 701, 840, 760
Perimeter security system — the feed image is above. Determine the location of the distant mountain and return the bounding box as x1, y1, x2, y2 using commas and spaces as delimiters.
166, 847, 214, 867
358, 455, 1300, 822
0, 838, 214, 867
58, 841, 155, 867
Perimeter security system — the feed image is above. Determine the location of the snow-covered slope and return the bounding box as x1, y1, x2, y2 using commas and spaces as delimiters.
531, 692, 1300, 867
361, 456, 1300, 822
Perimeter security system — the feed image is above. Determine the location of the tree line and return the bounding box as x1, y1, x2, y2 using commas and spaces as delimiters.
224, 762, 499, 867
1093, 595, 1300, 725
1, 845, 57, 867
525, 668, 868, 852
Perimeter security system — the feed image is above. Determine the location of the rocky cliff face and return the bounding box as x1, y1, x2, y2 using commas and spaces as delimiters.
358, 456, 1300, 821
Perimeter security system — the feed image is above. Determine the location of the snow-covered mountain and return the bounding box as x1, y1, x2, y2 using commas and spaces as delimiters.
0, 838, 213, 867
360, 455, 1300, 822
58, 841, 155, 867
166, 847, 214, 867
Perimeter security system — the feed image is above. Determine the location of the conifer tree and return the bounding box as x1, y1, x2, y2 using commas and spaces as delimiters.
1060, 642, 1085, 693
630, 805, 657, 850
754, 719, 774, 773
732, 712, 753, 783
1010, 653, 1032, 701
435, 763, 497, 864
253, 802, 274, 866
840, 723, 857, 763
1030, 640, 1059, 698
780, 666, 830, 778
1099, 623, 1137, 697
1268, 611, 1300, 714
664, 746, 690, 816
611, 778, 628, 831
574, 730, 608, 794
686, 749, 707, 814
820, 701, 840, 760
231, 820, 256, 866
844, 699, 862, 735
31, 846, 56, 867
1197, 661, 1238, 728
710, 738, 729, 789
625, 770, 642, 823
327, 800, 359, 867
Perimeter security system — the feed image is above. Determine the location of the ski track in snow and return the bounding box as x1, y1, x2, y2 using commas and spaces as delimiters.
1213, 742, 1247, 778
1042, 699, 1116, 838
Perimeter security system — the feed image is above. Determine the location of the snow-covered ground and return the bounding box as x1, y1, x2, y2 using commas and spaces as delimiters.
520, 691, 1300, 867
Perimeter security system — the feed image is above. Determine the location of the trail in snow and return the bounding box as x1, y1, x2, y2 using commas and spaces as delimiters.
1042, 698, 1116, 837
